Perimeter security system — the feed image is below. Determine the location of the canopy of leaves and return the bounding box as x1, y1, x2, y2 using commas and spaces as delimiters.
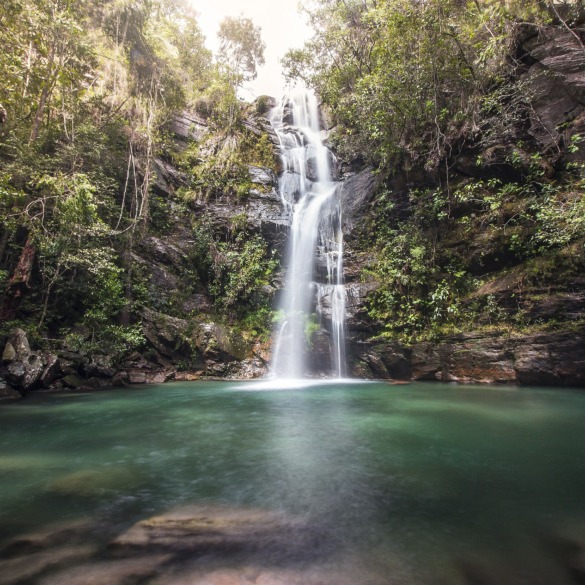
283, 0, 550, 169
218, 16, 266, 86
0, 0, 221, 353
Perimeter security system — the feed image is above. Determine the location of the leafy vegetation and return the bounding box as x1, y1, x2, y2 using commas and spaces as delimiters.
285, 0, 585, 343
0, 0, 272, 360
284, 0, 556, 167
363, 152, 585, 342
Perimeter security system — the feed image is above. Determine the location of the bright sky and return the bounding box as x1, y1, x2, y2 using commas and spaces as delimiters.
188, 0, 312, 100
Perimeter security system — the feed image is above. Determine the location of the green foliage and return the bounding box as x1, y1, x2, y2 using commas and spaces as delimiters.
304, 314, 321, 348
208, 232, 277, 310
0, 0, 228, 361
65, 259, 146, 360
284, 0, 548, 167
217, 16, 266, 87
364, 217, 476, 342
188, 214, 278, 320
239, 133, 278, 170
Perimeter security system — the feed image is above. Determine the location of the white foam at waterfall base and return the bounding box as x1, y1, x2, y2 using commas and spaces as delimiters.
230, 378, 362, 391
268, 90, 347, 380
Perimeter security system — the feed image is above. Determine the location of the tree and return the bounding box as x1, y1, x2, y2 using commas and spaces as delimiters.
283, 0, 549, 169
217, 16, 265, 88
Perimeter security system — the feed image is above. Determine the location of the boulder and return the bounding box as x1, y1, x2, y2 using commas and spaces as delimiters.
9, 328, 31, 357
141, 308, 194, 360
6, 353, 46, 391
40, 354, 60, 388
84, 355, 115, 378
2, 341, 16, 364
193, 322, 249, 362
61, 375, 86, 389
0, 379, 21, 400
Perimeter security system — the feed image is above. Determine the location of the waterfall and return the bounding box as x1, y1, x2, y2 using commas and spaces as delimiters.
269, 91, 347, 379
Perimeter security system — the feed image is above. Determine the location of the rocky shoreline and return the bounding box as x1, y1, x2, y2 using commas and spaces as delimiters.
2, 324, 585, 402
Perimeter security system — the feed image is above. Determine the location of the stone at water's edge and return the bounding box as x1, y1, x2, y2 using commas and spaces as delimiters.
349, 330, 585, 386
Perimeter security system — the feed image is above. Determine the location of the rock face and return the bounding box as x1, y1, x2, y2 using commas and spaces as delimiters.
333, 25, 585, 388
347, 329, 585, 387
522, 27, 585, 150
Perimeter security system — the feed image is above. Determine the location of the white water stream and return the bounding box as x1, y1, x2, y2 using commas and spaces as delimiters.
269, 91, 346, 379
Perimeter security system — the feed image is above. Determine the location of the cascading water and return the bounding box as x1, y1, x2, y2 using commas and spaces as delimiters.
269, 91, 347, 379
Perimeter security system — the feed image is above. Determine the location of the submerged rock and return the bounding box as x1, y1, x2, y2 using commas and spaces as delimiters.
110, 505, 308, 555
38, 555, 172, 585
0, 546, 96, 585
47, 467, 144, 497
0, 379, 21, 400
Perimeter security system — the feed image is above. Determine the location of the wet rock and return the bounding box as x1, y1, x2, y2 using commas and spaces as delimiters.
2, 341, 16, 363
6, 353, 46, 391
542, 518, 585, 583
84, 354, 115, 378
110, 505, 307, 555
0, 519, 96, 556
40, 354, 61, 388
47, 467, 144, 497
149, 566, 392, 585
411, 343, 443, 381
443, 333, 516, 384
407, 329, 585, 386
147, 370, 174, 384
338, 168, 380, 235
0, 379, 21, 400
62, 374, 86, 389
350, 342, 411, 380
306, 147, 338, 181
174, 371, 203, 381
38, 555, 172, 585
515, 331, 585, 386
128, 370, 147, 384
227, 357, 267, 379
0, 545, 96, 585
57, 357, 78, 376
306, 327, 333, 376
247, 165, 276, 187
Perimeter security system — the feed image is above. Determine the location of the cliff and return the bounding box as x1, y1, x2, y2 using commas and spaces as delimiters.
2, 23, 585, 397
334, 24, 585, 386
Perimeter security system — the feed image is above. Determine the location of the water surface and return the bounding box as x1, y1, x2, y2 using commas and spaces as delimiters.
1, 380, 585, 584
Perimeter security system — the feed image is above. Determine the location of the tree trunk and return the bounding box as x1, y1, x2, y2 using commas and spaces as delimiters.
0, 236, 36, 322
29, 46, 57, 143
119, 246, 133, 326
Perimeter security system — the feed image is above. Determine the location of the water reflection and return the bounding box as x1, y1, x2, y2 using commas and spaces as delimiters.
0, 382, 584, 585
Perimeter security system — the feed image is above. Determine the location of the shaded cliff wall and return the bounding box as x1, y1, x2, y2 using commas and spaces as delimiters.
331, 25, 585, 386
